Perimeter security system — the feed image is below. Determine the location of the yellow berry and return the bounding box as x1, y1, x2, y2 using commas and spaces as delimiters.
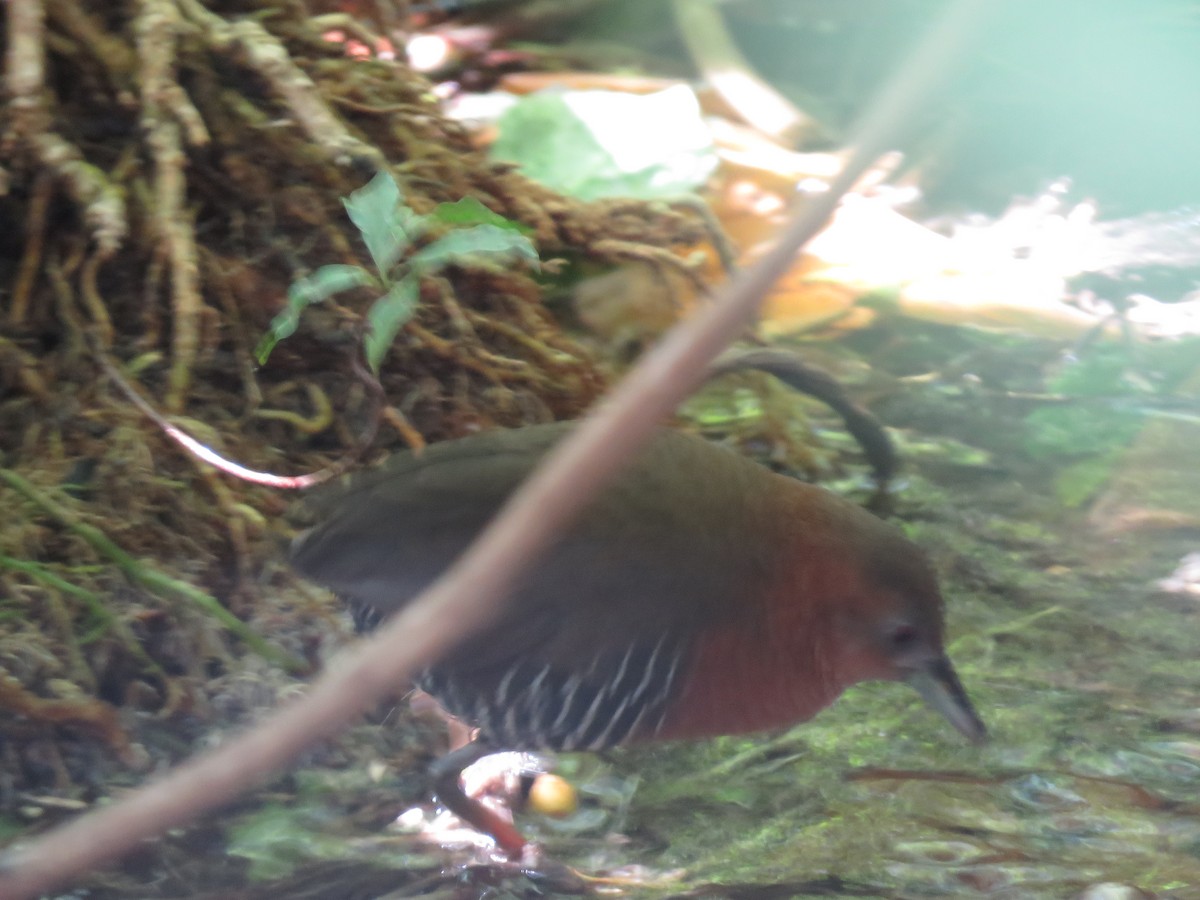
527, 773, 578, 818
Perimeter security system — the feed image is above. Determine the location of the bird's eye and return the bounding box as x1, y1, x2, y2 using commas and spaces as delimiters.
889, 624, 919, 649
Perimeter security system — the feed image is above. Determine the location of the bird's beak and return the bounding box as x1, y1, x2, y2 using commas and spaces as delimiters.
905, 656, 987, 743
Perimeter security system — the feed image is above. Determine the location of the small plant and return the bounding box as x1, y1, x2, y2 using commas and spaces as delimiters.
255, 171, 539, 372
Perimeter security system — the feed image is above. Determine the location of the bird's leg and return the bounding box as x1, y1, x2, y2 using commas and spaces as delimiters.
430, 740, 530, 858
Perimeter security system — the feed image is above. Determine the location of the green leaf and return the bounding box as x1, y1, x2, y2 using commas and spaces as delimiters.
408, 224, 540, 276
490, 87, 717, 200
253, 316, 295, 365
289, 264, 377, 308
254, 265, 376, 364
429, 196, 531, 234
342, 171, 414, 278
364, 276, 420, 372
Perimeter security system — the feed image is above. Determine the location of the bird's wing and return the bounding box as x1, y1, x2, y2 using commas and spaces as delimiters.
290, 423, 781, 672
291, 424, 563, 606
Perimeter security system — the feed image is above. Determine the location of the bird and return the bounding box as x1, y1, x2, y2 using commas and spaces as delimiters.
290, 422, 986, 856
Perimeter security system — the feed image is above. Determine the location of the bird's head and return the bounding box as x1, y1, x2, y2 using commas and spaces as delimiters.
814, 507, 988, 744
829, 584, 987, 744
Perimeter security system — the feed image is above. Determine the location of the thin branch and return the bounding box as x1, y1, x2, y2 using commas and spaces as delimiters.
0, 2, 992, 895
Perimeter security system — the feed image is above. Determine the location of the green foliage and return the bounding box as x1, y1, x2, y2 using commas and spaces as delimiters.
408, 223, 540, 275
226, 803, 343, 881
1025, 353, 1140, 442
1022, 347, 1154, 507
342, 168, 414, 276
258, 266, 376, 362
362, 277, 419, 374
255, 171, 539, 372
490, 87, 718, 200
428, 195, 531, 232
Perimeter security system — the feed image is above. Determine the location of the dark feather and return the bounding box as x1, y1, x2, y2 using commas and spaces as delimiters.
290, 423, 784, 673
